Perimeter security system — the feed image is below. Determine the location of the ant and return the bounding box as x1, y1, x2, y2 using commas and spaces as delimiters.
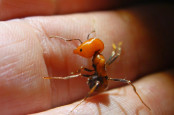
44, 30, 151, 112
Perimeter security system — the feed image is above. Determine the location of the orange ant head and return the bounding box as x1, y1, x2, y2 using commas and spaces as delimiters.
73, 38, 104, 58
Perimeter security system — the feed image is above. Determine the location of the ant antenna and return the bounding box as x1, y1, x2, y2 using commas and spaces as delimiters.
87, 17, 97, 40
87, 30, 96, 40
49, 36, 83, 44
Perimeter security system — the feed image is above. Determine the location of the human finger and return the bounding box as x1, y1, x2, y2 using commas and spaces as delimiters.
34, 69, 174, 115
0, 20, 51, 114
0, 0, 150, 20
0, 2, 173, 115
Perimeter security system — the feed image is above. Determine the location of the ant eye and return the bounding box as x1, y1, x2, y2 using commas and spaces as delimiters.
80, 48, 82, 52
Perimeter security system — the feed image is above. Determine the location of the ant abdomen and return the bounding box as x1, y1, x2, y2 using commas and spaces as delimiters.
87, 75, 108, 92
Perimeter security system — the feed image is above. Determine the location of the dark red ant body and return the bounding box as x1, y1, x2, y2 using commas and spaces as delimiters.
44, 31, 151, 112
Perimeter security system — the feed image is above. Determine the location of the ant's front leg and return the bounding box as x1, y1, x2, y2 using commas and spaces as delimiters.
73, 66, 94, 74
108, 77, 151, 110
80, 66, 95, 72
43, 73, 82, 80
106, 42, 122, 65
43, 66, 94, 80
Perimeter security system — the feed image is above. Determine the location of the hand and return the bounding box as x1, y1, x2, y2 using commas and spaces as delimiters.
0, 1, 174, 115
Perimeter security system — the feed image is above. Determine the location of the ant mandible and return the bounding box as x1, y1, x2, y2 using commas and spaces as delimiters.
44, 30, 151, 112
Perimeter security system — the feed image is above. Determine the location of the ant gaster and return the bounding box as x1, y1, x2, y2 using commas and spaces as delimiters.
44, 31, 151, 112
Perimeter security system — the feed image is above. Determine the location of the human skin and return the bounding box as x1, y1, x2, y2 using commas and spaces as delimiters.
0, 0, 138, 20
0, 1, 174, 115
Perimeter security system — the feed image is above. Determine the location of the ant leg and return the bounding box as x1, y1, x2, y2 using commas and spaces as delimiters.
49, 35, 82, 44
83, 68, 94, 72
43, 73, 81, 79
87, 30, 96, 40
82, 74, 95, 77
73, 66, 94, 74
71, 81, 100, 113
80, 66, 95, 72
108, 78, 151, 110
106, 42, 122, 65
43, 66, 94, 79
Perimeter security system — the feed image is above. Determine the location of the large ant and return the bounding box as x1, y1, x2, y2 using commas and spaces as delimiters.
44, 31, 151, 113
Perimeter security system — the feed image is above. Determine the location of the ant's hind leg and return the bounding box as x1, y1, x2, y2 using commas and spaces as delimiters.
108, 78, 151, 110
71, 81, 100, 113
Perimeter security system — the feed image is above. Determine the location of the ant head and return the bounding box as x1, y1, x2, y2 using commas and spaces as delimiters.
73, 38, 104, 58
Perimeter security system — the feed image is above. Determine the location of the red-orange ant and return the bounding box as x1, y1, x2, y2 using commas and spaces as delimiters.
44, 30, 151, 112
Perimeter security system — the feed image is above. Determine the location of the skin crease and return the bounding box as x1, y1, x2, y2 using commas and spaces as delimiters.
0, 2, 174, 115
